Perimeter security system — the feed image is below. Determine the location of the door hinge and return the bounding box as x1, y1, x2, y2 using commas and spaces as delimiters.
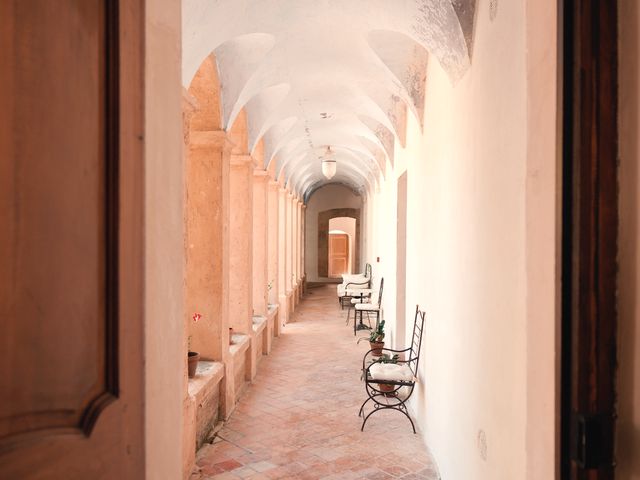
570, 412, 615, 469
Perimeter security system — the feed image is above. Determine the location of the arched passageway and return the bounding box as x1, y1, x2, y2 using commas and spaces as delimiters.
4, 2, 638, 480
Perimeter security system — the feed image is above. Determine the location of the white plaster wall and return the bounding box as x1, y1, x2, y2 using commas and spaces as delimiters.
617, 1, 640, 477
329, 216, 356, 274
304, 185, 363, 282
366, 1, 544, 478
145, 0, 184, 478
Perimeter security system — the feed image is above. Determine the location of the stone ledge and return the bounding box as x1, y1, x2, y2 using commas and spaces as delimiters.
252, 315, 267, 334
188, 361, 224, 400
229, 333, 250, 358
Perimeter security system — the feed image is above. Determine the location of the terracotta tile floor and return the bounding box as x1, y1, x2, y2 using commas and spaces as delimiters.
191, 285, 439, 480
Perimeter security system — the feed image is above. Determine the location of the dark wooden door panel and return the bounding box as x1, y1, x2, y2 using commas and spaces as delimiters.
562, 0, 618, 478
0, 0, 117, 445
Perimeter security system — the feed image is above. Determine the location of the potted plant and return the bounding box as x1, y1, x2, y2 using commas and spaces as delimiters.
368, 320, 385, 356
375, 353, 399, 395
188, 313, 201, 378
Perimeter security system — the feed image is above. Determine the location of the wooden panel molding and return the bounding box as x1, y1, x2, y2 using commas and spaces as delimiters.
0, 0, 120, 446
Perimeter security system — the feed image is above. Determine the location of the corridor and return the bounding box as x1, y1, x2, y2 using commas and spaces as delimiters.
190, 286, 438, 480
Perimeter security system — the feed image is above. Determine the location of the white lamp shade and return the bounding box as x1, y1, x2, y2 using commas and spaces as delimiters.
322, 159, 336, 179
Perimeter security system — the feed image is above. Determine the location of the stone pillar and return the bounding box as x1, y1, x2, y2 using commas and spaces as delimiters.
186, 129, 235, 419
229, 154, 257, 383
267, 181, 280, 334
285, 192, 294, 318
278, 188, 288, 324
293, 198, 300, 306
229, 154, 253, 334
301, 203, 306, 295
296, 200, 303, 300
186, 130, 231, 361
252, 170, 269, 317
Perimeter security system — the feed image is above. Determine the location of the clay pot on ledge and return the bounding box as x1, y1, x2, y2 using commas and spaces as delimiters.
187, 351, 200, 378
369, 341, 384, 356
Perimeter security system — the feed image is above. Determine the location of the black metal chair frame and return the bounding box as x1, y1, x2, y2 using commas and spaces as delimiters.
353, 277, 383, 336
358, 305, 426, 433
338, 263, 372, 309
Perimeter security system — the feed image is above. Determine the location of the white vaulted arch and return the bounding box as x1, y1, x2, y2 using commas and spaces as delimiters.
183, 0, 477, 200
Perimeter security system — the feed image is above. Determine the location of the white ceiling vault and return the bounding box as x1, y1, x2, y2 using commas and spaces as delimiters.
182, 0, 477, 201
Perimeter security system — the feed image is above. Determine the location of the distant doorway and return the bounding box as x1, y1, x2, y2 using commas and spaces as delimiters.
318, 210, 360, 278
328, 217, 356, 277
328, 233, 349, 278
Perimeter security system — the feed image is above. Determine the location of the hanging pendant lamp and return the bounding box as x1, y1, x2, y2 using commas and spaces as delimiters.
322, 146, 337, 179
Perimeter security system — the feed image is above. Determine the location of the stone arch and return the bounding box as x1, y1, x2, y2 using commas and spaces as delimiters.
317, 208, 361, 278
187, 53, 223, 132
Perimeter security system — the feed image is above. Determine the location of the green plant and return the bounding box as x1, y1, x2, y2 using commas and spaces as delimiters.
360, 353, 399, 381
376, 353, 399, 364
369, 320, 385, 343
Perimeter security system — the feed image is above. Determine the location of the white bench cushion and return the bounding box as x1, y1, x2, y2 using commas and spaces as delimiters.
369, 363, 414, 382
355, 303, 379, 311
341, 273, 367, 284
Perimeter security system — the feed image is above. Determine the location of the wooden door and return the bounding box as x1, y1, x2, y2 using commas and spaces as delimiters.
0, 1, 145, 478
328, 234, 349, 278
561, 0, 618, 478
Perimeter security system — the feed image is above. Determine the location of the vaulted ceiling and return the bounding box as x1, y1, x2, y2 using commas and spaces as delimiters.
182, 0, 476, 200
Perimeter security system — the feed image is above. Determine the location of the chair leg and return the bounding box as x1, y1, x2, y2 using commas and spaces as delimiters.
354, 309, 358, 336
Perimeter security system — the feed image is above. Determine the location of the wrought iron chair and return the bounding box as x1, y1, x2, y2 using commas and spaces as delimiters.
353, 277, 383, 335
359, 305, 426, 433
337, 263, 372, 309
345, 275, 374, 326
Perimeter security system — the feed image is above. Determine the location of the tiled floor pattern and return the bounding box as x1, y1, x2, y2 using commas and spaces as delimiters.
191, 285, 439, 480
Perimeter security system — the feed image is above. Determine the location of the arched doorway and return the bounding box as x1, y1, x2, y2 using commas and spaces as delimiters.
328, 216, 357, 277
317, 208, 360, 278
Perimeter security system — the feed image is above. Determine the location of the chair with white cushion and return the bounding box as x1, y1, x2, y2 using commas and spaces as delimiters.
359, 305, 426, 433
353, 278, 383, 335
337, 263, 372, 309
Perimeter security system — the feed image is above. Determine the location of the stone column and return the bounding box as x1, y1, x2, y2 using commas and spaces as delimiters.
229, 154, 253, 334
278, 188, 288, 324
285, 192, 294, 317
301, 203, 306, 295
252, 171, 269, 317
293, 198, 300, 306
267, 181, 280, 335
296, 200, 303, 300
186, 129, 234, 419
186, 130, 231, 361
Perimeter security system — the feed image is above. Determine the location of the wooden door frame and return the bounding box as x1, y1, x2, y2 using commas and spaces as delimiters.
561, 0, 618, 478
317, 208, 360, 277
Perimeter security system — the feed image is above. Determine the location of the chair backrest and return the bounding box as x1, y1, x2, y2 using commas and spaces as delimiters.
376, 277, 384, 307
407, 305, 426, 377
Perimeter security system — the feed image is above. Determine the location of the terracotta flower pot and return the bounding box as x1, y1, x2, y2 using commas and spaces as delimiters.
187, 351, 200, 378
369, 341, 384, 356
378, 383, 396, 396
